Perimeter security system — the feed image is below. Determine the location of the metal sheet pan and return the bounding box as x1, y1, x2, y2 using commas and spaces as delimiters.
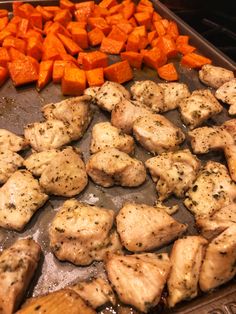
0, 0, 235, 313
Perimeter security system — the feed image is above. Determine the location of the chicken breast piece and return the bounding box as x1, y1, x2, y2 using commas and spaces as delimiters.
24, 119, 72, 152
184, 161, 236, 218
0, 238, 41, 314
215, 78, 236, 115
158, 82, 191, 111
199, 64, 234, 89
17, 289, 96, 314
0, 129, 27, 152
86, 148, 146, 187
178, 89, 222, 129
49, 199, 122, 266
42, 96, 93, 140
24, 149, 59, 176
111, 99, 153, 134
84, 86, 100, 98
69, 277, 116, 309
130, 80, 164, 112
133, 114, 185, 154
199, 224, 236, 292
90, 122, 134, 154
224, 144, 236, 182
116, 202, 187, 252
167, 236, 208, 307
0, 150, 24, 184
39, 147, 88, 197
105, 253, 171, 313
0, 170, 48, 231
145, 149, 200, 200
117, 305, 139, 314
95, 81, 130, 112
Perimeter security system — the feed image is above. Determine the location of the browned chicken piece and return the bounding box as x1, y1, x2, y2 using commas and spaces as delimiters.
24, 149, 59, 176
49, 199, 122, 266
16, 289, 96, 314
84, 86, 100, 98
69, 277, 116, 309
42, 95, 93, 140
224, 145, 236, 181
90, 122, 134, 154
199, 224, 236, 292
0, 170, 48, 231
0, 150, 24, 184
133, 114, 185, 154
196, 203, 236, 240
184, 161, 236, 218
0, 238, 41, 314
215, 78, 236, 115
117, 305, 139, 314
105, 253, 171, 313
116, 202, 187, 252
130, 80, 164, 112
39, 147, 88, 197
145, 149, 200, 200
86, 148, 146, 188
199, 64, 234, 89
167, 236, 208, 307
94, 81, 130, 112
111, 99, 153, 134
178, 89, 222, 129
0, 129, 27, 152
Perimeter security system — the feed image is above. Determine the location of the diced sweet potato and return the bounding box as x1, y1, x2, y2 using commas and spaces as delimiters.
57, 33, 82, 55
3, 36, 26, 53
126, 33, 139, 52
120, 51, 143, 69
108, 25, 127, 42
54, 9, 72, 27
0, 9, 8, 18
0, 66, 8, 87
99, 0, 117, 9
100, 37, 125, 54
27, 37, 43, 61
62, 66, 86, 95
134, 12, 151, 29
181, 52, 212, 68
158, 34, 178, 58
82, 51, 108, 70
142, 47, 167, 69
88, 27, 105, 46
167, 20, 179, 40
8, 47, 26, 60
122, 3, 135, 20
53, 60, 76, 83
177, 43, 196, 55
157, 62, 178, 81
116, 23, 133, 34
104, 60, 133, 83
0, 47, 11, 67
67, 21, 86, 31
86, 67, 104, 86
71, 27, 88, 49
0, 17, 9, 32
60, 0, 75, 12
88, 17, 111, 35
37, 60, 53, 90
36, 5, 53, 21
154, 20, 166, 36
176, 35, 189, 45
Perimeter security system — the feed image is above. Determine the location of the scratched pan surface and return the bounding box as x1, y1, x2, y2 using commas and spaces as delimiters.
0, 0, 236, 313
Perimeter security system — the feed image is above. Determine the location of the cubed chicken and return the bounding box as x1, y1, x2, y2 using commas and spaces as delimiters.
84, 86, 100, 98
0, 129, 27, 152
86, 148, 146, 188
224, 145, 236, 181
0, 150, 24, 184
215, 78, 236, 115
199, 64, 234, 89
145, 149, 200, 200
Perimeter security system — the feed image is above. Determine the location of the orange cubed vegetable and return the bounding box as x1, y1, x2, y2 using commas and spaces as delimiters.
86, 67, 104, 86
0, 30, 12, 44
100, 37, 125, 54
62, 66, 86, 95
8, 47, 26, 60
109, 3, 123, 15
54, 9, 72, 27
29, 12, 43, 29
36, 6, 53, 21
88, 27, 105, 46
154, 20, 166, 36
12, 2, 23, 17
82, 51, 108, 70
75, 1, 95, 10
136, 4, 154, 15
43, 6, 61, 16
53, 60, 76, 83
116, 23, 133, 35
27, 37, 43, 61
148, 30, 157, 43
126, 33, 139, 52
77, 52, 88, 65
177, 44, 196, 55
108, 26, 127, 42
17, 18, 29, 38
0, 47, 11, 67
60, 53, 78, 65
0, 66, 8, 87
24, 29, 43, 42
181, 52, 212, 68
122, 3, 135, 20
104, 60, 133, 83
128, 17, 137, 27
57, 33, 82, 55
67, 21, 86, 31
158, 34, 178, 58
120, 51, 143, 69
8, 56, 39, 86
5, 22, 18, 36
44, 33, 67, 54
60, 0, 75, 11
3, 36, 26, 53
74, 2, 94, 22
88, 17, 111, 35
132, 25, 146, 37
45, 21, 71, 37
142, 47, 167, 69
176, 35, 189, 46
99, 0, 117, 9
0, 17, 8, 31
16, 3, 34, 19
91, 4, 109, 18
139, 36, 149, 50
106, 13, 126, 26
71, 27, 88, 49
37, 60, 53, 90
160, 19, 169, 29
0, 9, 8, 18
157, 62, 178, 81
134, 12, 151, 29
167, 21, 179, 40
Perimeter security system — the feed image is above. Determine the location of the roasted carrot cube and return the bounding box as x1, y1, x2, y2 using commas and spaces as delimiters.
100, 37, 125, 54
27, 37, 43, 61
57, 33, 82, 55
62, 66, 86, 95
157, 62, 178, 81
88, 17, 111, 35
71, 27, 88, 49
88, 27, 105, 46
120, 51, 143, 69
0, 66, 8, 87
3, 36, 26, 53
82, 51, 108, 70
86, 67, 104, 86
53, 60, 76, 83
108, 26, 127, 42
54, 9, 72, 27
104, 60, 133, 83
8, 56, 39, 86
0, 17, 9, 32
0, 48, 11, 67
37, 60, 53, 90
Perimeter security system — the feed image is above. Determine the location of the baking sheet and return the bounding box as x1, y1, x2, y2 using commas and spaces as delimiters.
0, 0, 236, 313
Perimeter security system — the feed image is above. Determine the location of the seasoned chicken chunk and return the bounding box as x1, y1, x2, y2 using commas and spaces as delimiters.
17, 289, 96, 314
116, 202, 187, 252
224, 145, 236, 181
0, 170, 48, 231
184, 161, 236, 218
133, 114, 185, 154
24, 149, 59, 176
167, 236, 208, 307
199, 224, 236, 292
0, 129, 27, 152
69, 277, 116, 309
0, 150, 24, 184
24, 120, 72, 152
215, 78, 236, 115
105, 253, 171, 313
39, 147, 88, 197
49, 199, 122, 266
145, 149, 200, 200
111, 99, 153, 134
42, 96, 93, 140
117, 305, 139, 314
158, 82, 191, 111
0, 238, 41, 314
84, 86, 100, 98
178, 89, 222, 129
130, 80, 164, 112
199, 64, 234, 89
90, 122, 134, 154
86, 148, 146, 187
95, 81, 130, 112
